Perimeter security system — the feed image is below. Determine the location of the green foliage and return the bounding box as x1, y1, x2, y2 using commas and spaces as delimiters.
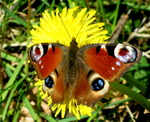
0, 0, 150, 121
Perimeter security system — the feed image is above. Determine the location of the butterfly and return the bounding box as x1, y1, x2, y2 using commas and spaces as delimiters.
28, 38, 142, 106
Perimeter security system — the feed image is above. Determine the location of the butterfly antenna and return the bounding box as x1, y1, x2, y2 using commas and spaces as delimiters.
58, 13, 72, 39
75, 14, 89, 39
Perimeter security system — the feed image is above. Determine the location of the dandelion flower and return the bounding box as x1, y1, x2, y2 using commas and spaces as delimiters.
31, 7, 108, 47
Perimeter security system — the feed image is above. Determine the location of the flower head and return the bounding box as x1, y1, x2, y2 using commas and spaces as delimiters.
31, 7, 109, 119
31, 7, 109, 47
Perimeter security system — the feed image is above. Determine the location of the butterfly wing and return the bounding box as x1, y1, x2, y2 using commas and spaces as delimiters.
79, 43, 142, 82
71, 58, 110, 106
28, 43, 67, 79
70, 43, 141, 106
29, 43, 67, 103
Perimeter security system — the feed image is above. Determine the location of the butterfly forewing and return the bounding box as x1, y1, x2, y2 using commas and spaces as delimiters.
28, 43, 67, 79
79, 43, 142, 82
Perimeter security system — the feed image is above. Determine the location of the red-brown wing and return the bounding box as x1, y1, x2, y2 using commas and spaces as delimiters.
71, 60, 110, 106
28, 43, 67, 79
29, 43, 67, 103
80, 43, 142, 82
70, 43, 141, 106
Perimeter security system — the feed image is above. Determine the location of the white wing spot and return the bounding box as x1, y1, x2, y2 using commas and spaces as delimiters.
38, 60, 42, 64
111, 67, 115, 70
116, 61, 121, 66
41, 65, 44, 69
101, 45, 106, 49
48, 44, 52, 49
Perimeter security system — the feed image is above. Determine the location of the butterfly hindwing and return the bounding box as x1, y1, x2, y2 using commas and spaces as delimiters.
71, 58, 110, 106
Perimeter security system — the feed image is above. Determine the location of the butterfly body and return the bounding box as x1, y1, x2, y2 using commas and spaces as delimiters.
29, 39, 141, 106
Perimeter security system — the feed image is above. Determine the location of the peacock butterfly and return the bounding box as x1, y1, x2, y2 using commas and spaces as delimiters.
28, 38, 142, 106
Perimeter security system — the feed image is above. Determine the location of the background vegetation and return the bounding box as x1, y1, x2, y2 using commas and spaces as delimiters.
0, 0, 150, 121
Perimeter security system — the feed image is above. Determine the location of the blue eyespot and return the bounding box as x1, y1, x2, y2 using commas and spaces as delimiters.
45, 76, 54, 88
91, 78, 104, 91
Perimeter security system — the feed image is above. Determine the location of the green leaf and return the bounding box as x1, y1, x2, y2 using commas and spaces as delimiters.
2, 7, 27, 28
110, 82, 150, 111
1, 53, 27, 101
40, 113, 57, 122
123, 73, 146, 93
23, 97, 39, 120
2, 77, 25, 120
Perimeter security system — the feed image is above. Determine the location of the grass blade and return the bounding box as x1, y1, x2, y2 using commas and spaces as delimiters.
110, 82, 150, 111
123, 73, 146, 93
1, 53, 27, 101
2, 76, 26, 120
2, 7, 27, 28
23, 97, 38, 120
40, 113, 57, 122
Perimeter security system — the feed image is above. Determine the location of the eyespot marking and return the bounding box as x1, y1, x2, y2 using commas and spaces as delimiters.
114, 44, 137, 63
91, 78, 105, 91
42, 71, 57, 94
45, 76, 54, 88
30, 43, 44, 62
87, 72, 110, 95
